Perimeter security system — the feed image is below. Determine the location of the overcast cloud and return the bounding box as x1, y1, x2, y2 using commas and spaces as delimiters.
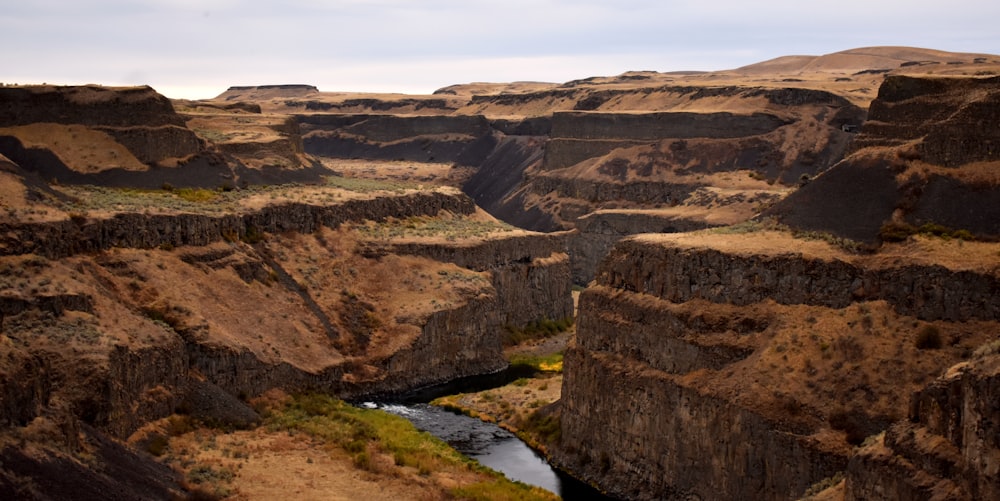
3, 0, 999, 99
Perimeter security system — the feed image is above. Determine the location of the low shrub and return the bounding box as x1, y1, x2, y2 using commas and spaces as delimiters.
915, 325, 943, 350
503, 317, 574, 346
516, 410, 561, 446
828, 408, 870, 446
509, 352, 563, 373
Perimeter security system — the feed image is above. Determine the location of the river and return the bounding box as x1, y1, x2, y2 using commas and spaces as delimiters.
361, 369, 615, 499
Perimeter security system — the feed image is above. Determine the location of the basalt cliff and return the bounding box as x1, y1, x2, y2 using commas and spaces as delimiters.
0, 46, 998, 500
555, 73, 1000, 500
0, 85, 573, 499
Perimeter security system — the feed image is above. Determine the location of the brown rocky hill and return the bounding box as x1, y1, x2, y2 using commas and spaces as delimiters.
0, 84, 330, 190
1, 46, 998, 499
766, 75, 1000, 243
226, 46, 996, 283
0, 182, 574, 499
557, 229, 1000, 500
0, 86, 575, 499
554, 68, 1000, 500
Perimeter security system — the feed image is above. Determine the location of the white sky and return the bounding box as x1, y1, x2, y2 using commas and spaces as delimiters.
3, 0, 999, 99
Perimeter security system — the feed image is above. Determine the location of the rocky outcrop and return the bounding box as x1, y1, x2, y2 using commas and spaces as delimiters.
597, 235, 1000, 322
542, 112, 801, 172
855, 75, 1000, 166
568, 210, 726, 284
0, 425, 186, 500
845, 354, 1000, 501
371, 231, 575, 328
0, 190, 476, 258
0, 85, 183, 128
300, 114, 498, 165
556, 233, 1000, 500
461, 135, 554, 231
0, 189, 574, 450
558, 347, 845, 501
768, 75, 1000, 242
94, 125, 203, 165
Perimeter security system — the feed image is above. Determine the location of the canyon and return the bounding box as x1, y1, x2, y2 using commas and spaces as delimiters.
0, 46, 998, 500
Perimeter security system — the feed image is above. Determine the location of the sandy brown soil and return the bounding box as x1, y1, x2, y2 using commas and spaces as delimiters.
320, 158, 476, 186
161, 427, 442, 500
0, 124, 148, 172
637, 228, 1000, 272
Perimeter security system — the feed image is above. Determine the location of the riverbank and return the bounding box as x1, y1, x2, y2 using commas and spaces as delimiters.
138, 390, 558, 500
431, 329, 572, 451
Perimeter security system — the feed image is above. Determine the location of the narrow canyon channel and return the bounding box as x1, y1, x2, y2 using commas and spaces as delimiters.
361, 369, 616, 500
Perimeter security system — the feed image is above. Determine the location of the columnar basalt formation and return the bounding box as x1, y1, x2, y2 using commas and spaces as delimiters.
0, 85, 182, 128
767, 75, 1000, 242
368, 231, 575, 328
0, 190, 476, 258
555, 232, 1000, 500
299, 114, 498, 165
845, 353, 1000, 501
0, 188, 573, 449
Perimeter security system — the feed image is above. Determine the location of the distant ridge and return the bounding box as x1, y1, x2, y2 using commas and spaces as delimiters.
225, 84, 318, 92
215, 84, 319, 100
734, 46, 1000, 74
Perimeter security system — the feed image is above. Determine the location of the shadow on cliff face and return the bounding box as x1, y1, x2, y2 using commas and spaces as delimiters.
768, 75, 1000, 244
764, 157, 899, 243
0, 134, 335, 191
0, 426, 186, 501
462, 136, 559, 232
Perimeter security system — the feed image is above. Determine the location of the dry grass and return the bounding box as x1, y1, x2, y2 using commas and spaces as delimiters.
321, 158, 474, 187
0, 124, 148, 172
152, 392, 558, 501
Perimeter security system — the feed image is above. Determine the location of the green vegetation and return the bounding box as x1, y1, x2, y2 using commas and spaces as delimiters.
789, 229, 869, 253
265, 393, 460, 474
173, 187, 220, 203
880, 221, 977, 243
54, 177, 429, 217
801, 471, 845, 499
264, 393, 556, 500
192, 128, 236, 144
509, 352, 564, 373
514, 410, 562, 447
451, 480, 556, 501
709, 218, 780, 235
58, 185, 247, 214
503, 317, 574, 346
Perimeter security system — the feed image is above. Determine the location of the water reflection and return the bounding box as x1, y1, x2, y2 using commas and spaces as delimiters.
372, 403, 563, 493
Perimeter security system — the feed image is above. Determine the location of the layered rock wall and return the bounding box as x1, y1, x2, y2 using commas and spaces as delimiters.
558, 234, 1000, 499
598, 237, 1000, 321
542, 111, 792, 170
299, 113, 497, 165
549, 111, 790, 141
370, 232, 574, 327
0, 191, 476, 258
568, 211, 724, 284
855, 75, 1000, 166
845, 355, 1000, 501
95, 125, 204, 164
558, 347, 844, 501
0, 85, 183, 127
0, 190, 573, 441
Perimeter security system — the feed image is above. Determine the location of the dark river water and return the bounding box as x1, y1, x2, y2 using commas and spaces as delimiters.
361, 369, 616, 499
